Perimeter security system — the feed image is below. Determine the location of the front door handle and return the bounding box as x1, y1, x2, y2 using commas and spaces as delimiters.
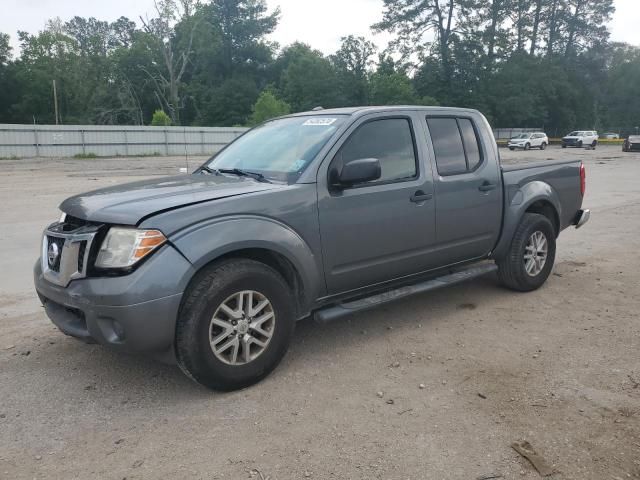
479, 182, 497, 192
410, 191, 433, 203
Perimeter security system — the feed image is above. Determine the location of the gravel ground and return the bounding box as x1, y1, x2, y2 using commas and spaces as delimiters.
0, 146, 639, 480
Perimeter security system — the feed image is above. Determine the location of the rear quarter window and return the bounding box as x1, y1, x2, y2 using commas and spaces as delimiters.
458, 119, 482, 171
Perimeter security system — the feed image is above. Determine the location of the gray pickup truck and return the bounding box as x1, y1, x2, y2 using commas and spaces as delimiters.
34, 106, 590, 390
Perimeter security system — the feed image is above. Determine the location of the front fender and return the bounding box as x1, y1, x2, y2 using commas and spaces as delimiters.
492, 181, 562, 260
170, 215, 323, 314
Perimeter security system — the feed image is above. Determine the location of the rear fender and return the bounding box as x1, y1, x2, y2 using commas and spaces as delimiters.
492, 181, 562, 260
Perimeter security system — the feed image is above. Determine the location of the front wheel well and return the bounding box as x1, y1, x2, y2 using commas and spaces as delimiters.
193, 248, 306, 317
525, 201, 559, 237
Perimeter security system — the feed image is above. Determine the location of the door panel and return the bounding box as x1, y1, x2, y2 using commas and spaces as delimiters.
424, 115, 502, 265
317, 114, 436, 295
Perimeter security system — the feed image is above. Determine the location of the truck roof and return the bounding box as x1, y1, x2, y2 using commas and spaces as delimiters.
287, 105, 482, 117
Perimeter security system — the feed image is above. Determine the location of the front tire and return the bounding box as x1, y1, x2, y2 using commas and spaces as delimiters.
524, 143, 531, 151
540, 142, 547, 150
497, 213, 556, 292
176, 259, 296, 391
591, 141, 597, 150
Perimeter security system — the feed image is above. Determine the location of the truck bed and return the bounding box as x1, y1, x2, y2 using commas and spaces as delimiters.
501, 159, 583, 233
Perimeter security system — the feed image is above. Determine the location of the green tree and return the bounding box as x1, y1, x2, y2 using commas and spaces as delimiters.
139, 0, 200, 125
560, 0, 615, 58
374, 0, 462, 83
0, 33, 16, 123
151, 109, 172, 125
207, 0, 279, 79
196, 75, 259, 126
12, 22, 82, 124
0, 33, 11, 65
602, 44, 640, 131
332, 35, 377, 105
369, 55, 419, 105
249, 89, 290, 125
279, 43, 342, 111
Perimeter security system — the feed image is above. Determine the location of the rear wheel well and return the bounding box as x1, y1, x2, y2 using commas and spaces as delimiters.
525, 201, 559, 237
197, 249, 306, 317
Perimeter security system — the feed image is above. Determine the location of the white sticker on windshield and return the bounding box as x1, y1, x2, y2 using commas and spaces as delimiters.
303, 118, 337, 126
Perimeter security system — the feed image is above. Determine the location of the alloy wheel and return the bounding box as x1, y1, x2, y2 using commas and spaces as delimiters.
524, 231, 548, 277
209, 290, 275, 365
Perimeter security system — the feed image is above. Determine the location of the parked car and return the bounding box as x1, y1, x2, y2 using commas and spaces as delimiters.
623, 135, 640, 152
34, 106, 590, 391
601, 132, 620, 139
562, 131, 598, 149
508, 132, 549, 151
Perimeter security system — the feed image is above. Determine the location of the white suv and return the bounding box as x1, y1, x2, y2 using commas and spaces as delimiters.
508, 132, 549, 151
562, 131, 598, 149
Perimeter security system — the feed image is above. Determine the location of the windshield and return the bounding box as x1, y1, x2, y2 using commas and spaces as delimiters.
205, 115, 346, 183
514, 134, 530, 139
568, 131, 583, 136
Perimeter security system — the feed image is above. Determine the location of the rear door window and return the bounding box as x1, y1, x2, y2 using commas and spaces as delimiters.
426, 118, 467, 176
427, 117, 483, 176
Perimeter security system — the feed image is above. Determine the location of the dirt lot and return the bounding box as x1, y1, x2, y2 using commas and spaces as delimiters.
1, 146, 639, 480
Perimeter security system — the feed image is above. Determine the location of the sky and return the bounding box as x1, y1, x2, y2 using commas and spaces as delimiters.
1, 0, 638, 56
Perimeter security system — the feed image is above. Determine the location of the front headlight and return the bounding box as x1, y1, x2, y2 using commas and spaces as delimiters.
95, 228, 166, 269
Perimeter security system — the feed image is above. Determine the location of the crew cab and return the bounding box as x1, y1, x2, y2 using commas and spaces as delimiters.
34, 106, 590, 391
562, 130, 598, 149
508, 132, 548, 150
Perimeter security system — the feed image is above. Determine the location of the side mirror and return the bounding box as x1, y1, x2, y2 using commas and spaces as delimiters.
334, 158, 381, 187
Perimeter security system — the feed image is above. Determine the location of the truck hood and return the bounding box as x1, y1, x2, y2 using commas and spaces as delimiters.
60, 174, 284, 225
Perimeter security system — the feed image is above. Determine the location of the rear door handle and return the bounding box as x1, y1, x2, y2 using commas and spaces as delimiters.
410, 191, 433, 203
478, 182, 497, 192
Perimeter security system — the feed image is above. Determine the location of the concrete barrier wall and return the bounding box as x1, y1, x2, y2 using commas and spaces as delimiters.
0, 124, 249, 158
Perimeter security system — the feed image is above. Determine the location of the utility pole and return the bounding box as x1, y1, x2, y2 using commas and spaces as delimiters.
52, 79, 59, 125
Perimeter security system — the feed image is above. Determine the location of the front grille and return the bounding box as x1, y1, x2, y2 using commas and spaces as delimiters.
42, 222, 100, 287
77, 241, 87, 272
46, 236, 66, 272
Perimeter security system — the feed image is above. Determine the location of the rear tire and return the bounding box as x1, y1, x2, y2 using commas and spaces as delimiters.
497, 213, 556, 292
176, 259, 296, 391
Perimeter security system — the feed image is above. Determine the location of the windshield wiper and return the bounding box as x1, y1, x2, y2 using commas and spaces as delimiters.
198, 165, 217, 175
218, 168, 271, 183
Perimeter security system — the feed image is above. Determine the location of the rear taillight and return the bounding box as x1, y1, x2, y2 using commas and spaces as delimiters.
580, 163, 586, 196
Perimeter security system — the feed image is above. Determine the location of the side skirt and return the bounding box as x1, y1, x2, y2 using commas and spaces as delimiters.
314, 263, 498, 324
